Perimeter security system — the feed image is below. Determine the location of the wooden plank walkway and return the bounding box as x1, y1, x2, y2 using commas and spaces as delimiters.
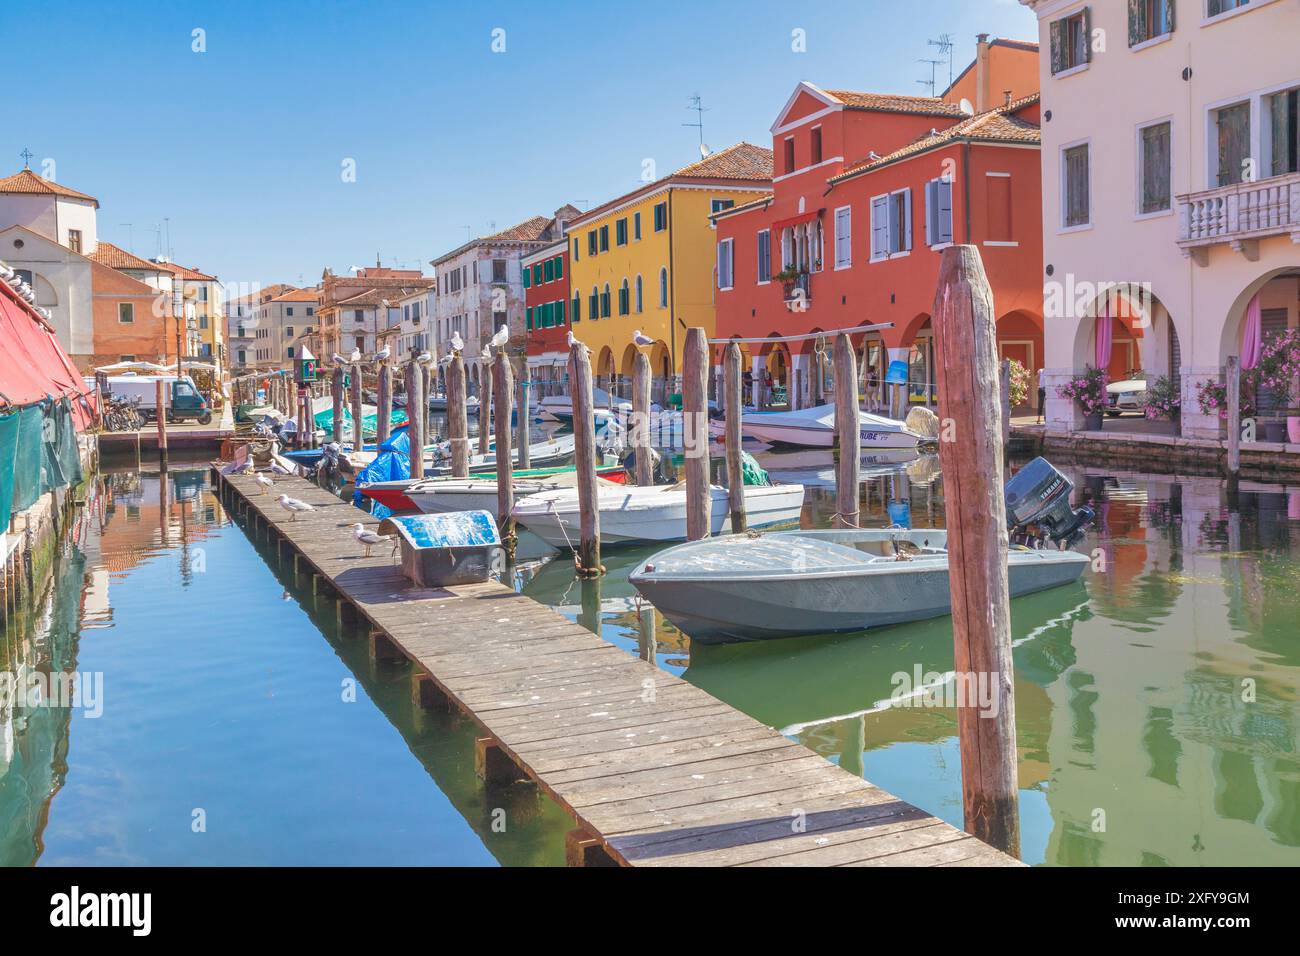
214, 469, 1021, 867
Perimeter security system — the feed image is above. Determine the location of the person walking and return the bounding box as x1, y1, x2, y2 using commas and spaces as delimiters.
1037, 366, 1046, 424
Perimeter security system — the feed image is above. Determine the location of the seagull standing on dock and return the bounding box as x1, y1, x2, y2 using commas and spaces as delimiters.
633, 329, 654, 347
350, 522, 392, 557
276, 494, 315, 521
255, 473, 275, 495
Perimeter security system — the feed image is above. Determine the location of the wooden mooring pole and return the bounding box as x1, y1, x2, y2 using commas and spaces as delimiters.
1000, 358, 1012, 449
155, 379, 168, 464
1226, 355, 1241, 483
724, 342, 746, 532
350, 364, 363, 452
516, 362, 531, 471
493, 351, 515, 543
331, 367, 344, 444
406, 361, 425, 480
932, 245, 1020, 857
447, 355, 469, 478
478, 361, 493, 457
376, 359, 392, 448
683, 327, 710, 541
833, 333, 860, 528
632, 350, 653, 487
569, 339, 602, 576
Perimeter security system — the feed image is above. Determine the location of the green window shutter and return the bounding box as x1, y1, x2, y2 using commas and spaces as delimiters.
555, 256, 563, 279
1128, 0, 1140, 46
572, 296, 580, 322
557, 299, 565, 324
544, 259, 554, 282
1166, 0, 1175, 34
1050, 19, 1065, 74
533, 264, 543, 285
522, 267, 531, 289
526, 307, 533, 330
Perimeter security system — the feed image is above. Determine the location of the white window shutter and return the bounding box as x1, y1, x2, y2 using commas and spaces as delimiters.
938, 179, 954, 244
871, 197, 888, 259
924, 181, 934, 246
903, 190, 913, 251
835, 208, 851, 268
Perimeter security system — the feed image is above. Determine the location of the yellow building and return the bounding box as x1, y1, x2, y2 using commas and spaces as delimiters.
566, 143, 771, 401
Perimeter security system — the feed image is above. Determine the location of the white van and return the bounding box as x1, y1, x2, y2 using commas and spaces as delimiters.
105, 375, 212, 424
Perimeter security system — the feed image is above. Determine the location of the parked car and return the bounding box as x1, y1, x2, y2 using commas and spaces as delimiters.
1106, 378, 1148, 416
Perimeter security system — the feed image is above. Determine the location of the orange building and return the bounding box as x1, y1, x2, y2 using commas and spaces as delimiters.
86, 242, 173, 368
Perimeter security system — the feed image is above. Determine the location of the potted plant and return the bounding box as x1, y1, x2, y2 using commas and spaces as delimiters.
775, 264, 802, 296
1006, 358, 1031, 409
1142, 374, 1181, 425
1058, 365, 1109, 430
1253, 328, 1300, 443
1196, 377, 1256, 435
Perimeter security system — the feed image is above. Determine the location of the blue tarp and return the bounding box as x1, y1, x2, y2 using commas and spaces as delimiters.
351, 426, 411, 513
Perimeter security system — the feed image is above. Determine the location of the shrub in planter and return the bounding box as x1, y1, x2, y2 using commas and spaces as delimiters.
1142, 375, 1181, 422
1058, 365, 1108, 428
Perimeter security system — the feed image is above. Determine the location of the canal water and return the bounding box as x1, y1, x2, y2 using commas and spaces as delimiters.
2, 446, 1297, 865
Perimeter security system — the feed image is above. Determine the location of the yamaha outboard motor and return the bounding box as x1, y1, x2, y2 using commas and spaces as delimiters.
1004, 457, 1094, 550
619, 445, 676, 485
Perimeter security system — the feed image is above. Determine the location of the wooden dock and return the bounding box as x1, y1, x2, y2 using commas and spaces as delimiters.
214, 469, 1021, 867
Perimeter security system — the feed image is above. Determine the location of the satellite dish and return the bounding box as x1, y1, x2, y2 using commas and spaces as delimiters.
699, 143, 712, 158
959, 98, 975, 116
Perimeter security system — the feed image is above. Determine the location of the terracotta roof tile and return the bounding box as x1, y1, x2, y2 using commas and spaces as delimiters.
0, 168, 99, 206
708, 192, 775, 221
88, 241, 171, 272
484, 215, 552, 242
671, 142, 774, 180
270, 287, 320, 303
822, 90, 968, 117
158, 261, 218, 282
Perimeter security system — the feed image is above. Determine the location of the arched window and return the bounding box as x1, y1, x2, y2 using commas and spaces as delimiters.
589, 286, 599, 321
601, 283, 611, 318
635, 275, 643, 313
618, 278, 630, 316
572, 292, 581, 323
658, 268, 668, 308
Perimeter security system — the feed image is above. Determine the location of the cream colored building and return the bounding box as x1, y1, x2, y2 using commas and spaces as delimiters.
1023, 0, 1300, 439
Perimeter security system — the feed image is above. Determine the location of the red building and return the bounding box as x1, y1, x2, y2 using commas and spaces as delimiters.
711, 36, 1043, 414
522, 238, 569, 396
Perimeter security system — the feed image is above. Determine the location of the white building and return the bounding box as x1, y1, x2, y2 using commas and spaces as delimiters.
1023, 0, 1300, 441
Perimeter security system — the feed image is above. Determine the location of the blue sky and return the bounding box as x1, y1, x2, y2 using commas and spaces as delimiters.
9, 0, 1036, 288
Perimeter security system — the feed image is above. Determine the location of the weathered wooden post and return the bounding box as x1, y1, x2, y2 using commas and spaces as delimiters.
724, 342, 746, 532
932, 244, 1020, 857
376, 360, 392, 447
331, 366, 344, 444
999, 358, 1012, 448
349, 364, 363, 451
1226, 355, 1241, 482
447, 354, 470, 478
569, 339, 602, 576
683, 327, 710, 541
632, 350, 653, 487
833, 333, 860, 529
516, 361, 531, 470
155, 379, 168, 463
478, 360, 493, 457
493, 351, 514, 544
406, 361, 425, 479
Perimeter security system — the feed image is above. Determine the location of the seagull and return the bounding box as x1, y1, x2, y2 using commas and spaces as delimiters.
349, 346, 362, 363
416, 350, 432, 365
567, 330, 579, 348
450, 331, 464, 354
481, 345, 492, 363
490, 325, 509, 349
255, 473, 275, 495
437, 353, 453, 368
236, 460, 256, 475
276, 494, 315, 521
374, 345, 391, 364
633, 329, 654, 347
331, 353, 346, 366
351, 522, 392, 557
270, 461, 292, 475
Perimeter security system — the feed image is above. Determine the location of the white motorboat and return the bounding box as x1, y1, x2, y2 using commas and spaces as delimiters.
405, 471, 627, 514
629, 528, 1090, 643
511, 481, 805, 548
427, 432, 577, 474
736, 403, 922, 449
536, 386, 628, 422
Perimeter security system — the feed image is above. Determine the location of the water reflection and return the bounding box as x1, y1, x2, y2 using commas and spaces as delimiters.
515, 449, 1300, 866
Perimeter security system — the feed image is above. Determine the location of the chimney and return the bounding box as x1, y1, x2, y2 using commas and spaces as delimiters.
975, 33, 991, 113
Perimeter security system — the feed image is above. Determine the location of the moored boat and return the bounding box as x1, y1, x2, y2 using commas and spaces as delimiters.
360, 463, 629, 512
736, 403, 922, 449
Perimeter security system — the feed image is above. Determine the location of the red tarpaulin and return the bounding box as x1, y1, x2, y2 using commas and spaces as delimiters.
0, 279, 96, 429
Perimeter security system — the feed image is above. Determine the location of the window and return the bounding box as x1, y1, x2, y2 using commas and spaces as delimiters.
556, 299, 565, 325
118, 302, 134, 324
599, 225, 609, 252
711, 198, 735, 214
635, 275, 643, 312
492, 258, 507, 282
572, 293, 581, 323
616, 218, 628, 245
286, 326, 295, 337
985, 175, 1013, 241
653, 202, 668, 231
354, 309, 364, 322
67, 229, 82, 253
1063, 143, 1091, 227
589, 287, 599, 321
717, 239, 734, 290
600, 283, 611, 318
834, 206, 852, 268
811, 127, 823, 165
925, 178, 955, 246
544, 258, 554, 283
1049, 8, 1091, 74
1128, 0, 1174, 45
554, 256, 563, 280
287, 307, 295, 317
522, 265, 531, 288
1214, 102, 1250, 186
287, 347, 295, 359
533, 263, 544, 285
658, 268, 668, 307
1138, 121, 1172, 214
1268, 87, 1300, 176
870, 189, 912, 259
756, 230, 772, 283
783, 137, 795, 174
1207, 0, 1250, 16
573, 237, 580, 261
307, 307, 314, 316
633, 212, 642, 240
618, 279, 630, 315
588, 230, 598, 255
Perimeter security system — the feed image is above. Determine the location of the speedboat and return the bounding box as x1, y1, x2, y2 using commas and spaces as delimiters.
426, 432, 577, 474
736, 403, 922, 449
629, 529, 1089, 643
402, 470, 629, 514
536, 386, 628, 423
511, 481, 805, 548
359, 463, 629, 512
629, 457, 1095, 643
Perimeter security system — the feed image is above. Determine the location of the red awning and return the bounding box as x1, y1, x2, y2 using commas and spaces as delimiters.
771, 209, 822, 233
0, 280, 96, 429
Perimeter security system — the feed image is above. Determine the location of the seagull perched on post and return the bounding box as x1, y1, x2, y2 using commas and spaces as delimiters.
567, 330, 581, 348
449, 331, 464, 354
489, 325, 509, 350
255, 473, 275, 495
276, 493, 315, 521
332, 353, 346, 366
374, 345, 391, 364
350, 522, 392, 557
633, 329, 654, 347
480, 345, 492, 364
349, 346, 362, 364
416, 350, 433, 365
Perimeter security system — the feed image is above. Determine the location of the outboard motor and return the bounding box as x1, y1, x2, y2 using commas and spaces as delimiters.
619, 445, 676, 485
1004, 457, 1094, 550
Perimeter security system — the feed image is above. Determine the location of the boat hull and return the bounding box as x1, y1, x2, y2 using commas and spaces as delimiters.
739, 419, 919, 449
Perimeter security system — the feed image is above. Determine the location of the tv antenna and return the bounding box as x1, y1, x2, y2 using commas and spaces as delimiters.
929, 34, 955, 88
683, 94, 710, 158
918, 58, 944, 96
